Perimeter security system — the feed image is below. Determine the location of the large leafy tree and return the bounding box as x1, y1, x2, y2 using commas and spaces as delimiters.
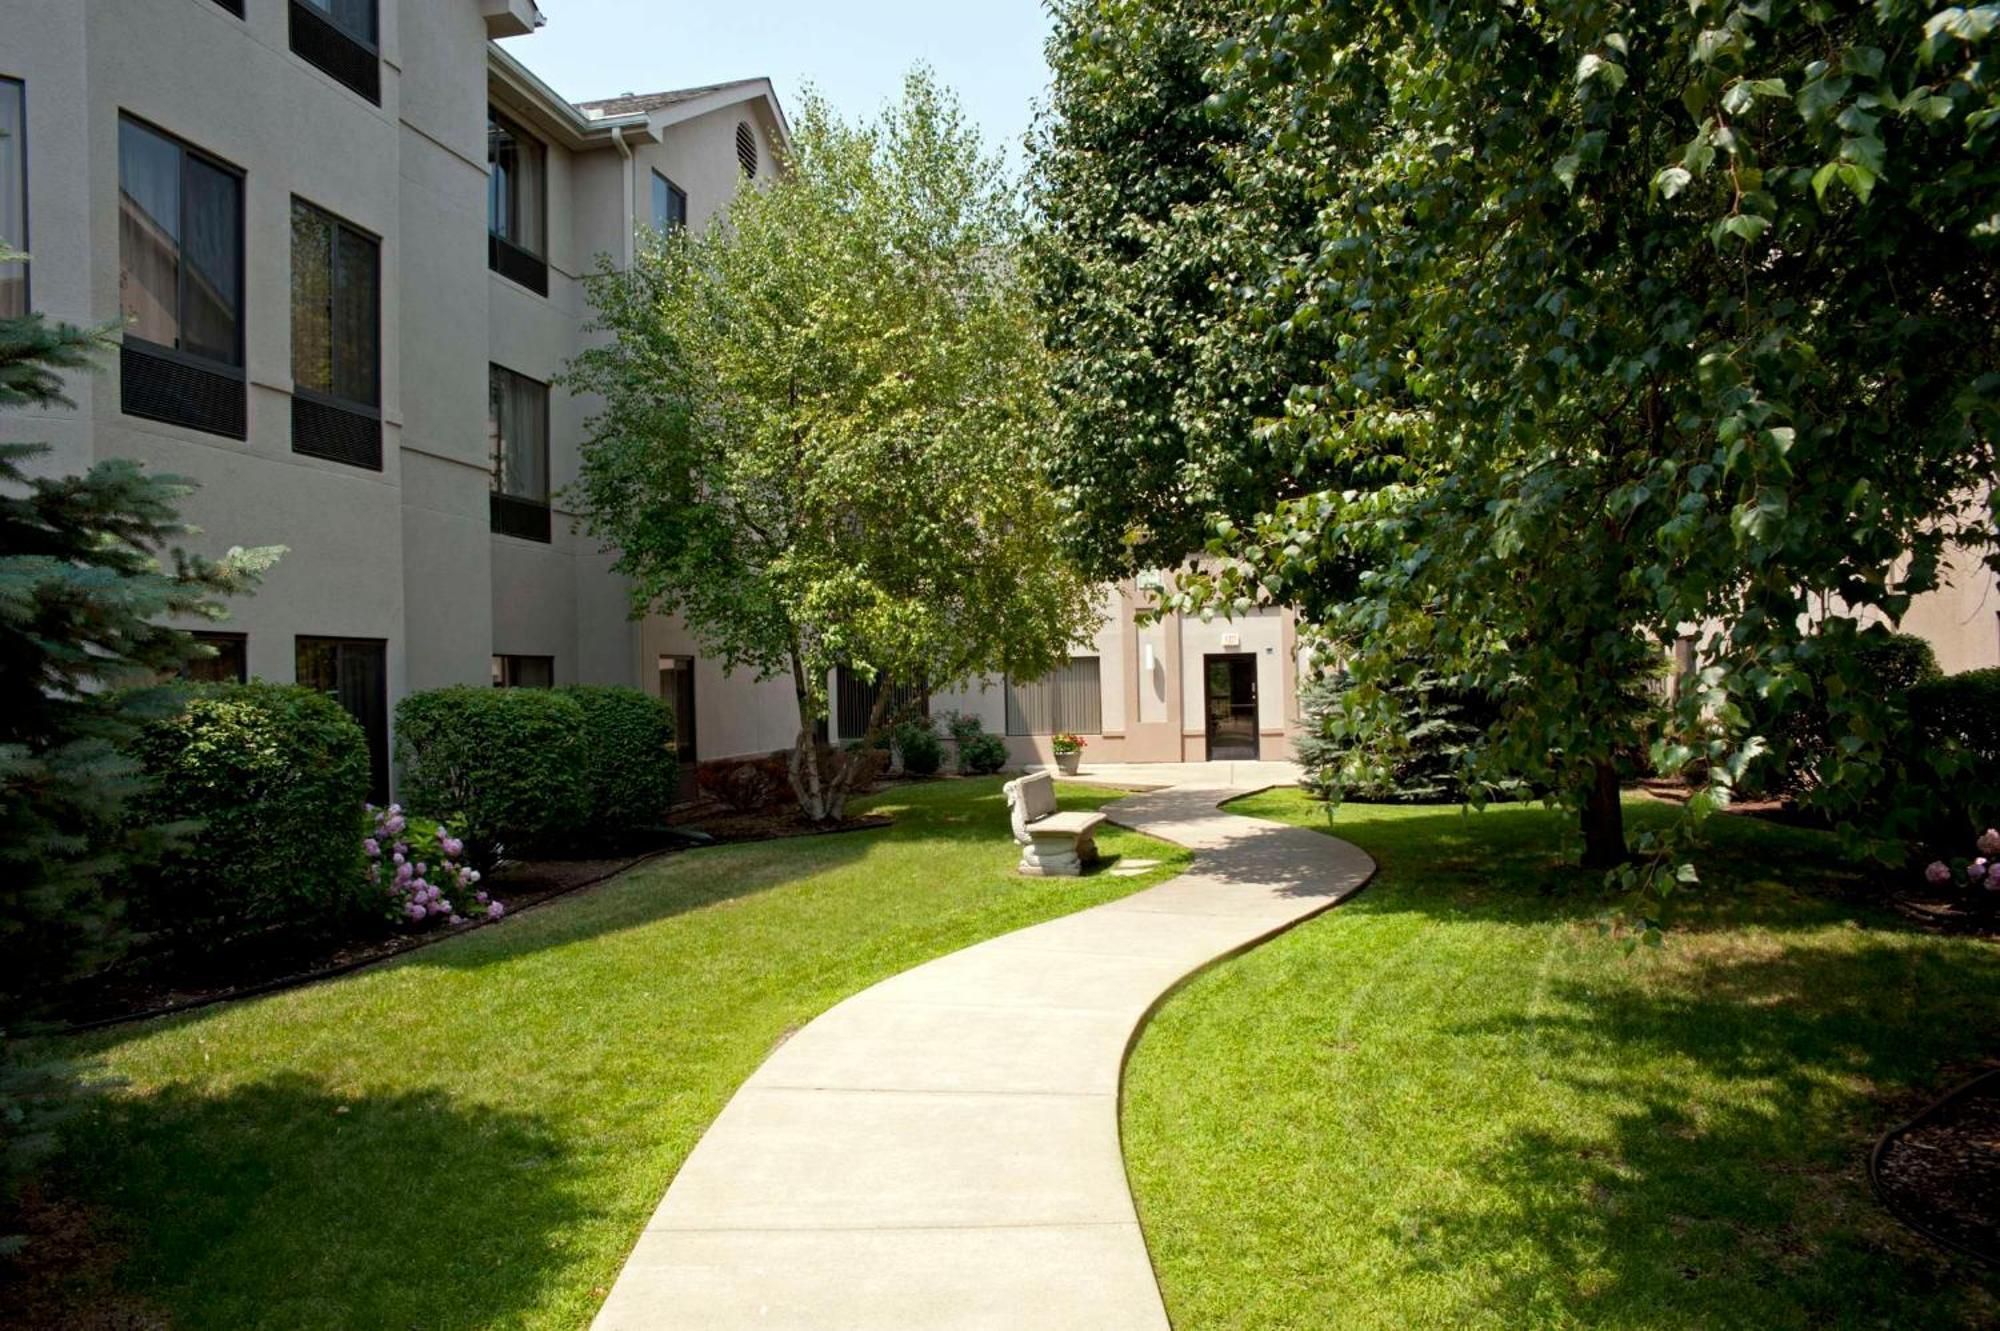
1028, 0, 1357, 579
1, 259, 276, 1242
569, 70, 1096, 822
1039, 1, 2000, 896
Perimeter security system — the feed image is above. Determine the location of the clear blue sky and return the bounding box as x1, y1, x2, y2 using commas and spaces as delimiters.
499, 1, 1056, 172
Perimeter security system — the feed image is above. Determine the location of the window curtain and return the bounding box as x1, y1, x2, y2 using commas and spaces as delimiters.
118, 119, 181, 346
180, 155, 240, 365
1006, 657, 1104, 736
332, 225, 378, 404
489, 368, 548, 502
488, 115, 544, 255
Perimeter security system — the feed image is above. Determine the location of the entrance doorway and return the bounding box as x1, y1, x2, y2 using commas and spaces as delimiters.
1204, 654, 1259, 760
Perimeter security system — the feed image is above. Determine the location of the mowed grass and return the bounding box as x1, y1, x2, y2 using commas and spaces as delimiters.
33, 778, 1189, 1329
1123, 791, 2000, 1330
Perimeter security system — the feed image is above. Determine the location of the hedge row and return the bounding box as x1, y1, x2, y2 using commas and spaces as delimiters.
118, 681, 676, 942
396, 685, 676, 865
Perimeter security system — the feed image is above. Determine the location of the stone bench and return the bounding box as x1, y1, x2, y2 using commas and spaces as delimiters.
1003, 770, 1106, 877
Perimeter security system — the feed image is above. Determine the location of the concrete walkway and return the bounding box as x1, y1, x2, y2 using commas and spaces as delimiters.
593, 767, 1375, 1330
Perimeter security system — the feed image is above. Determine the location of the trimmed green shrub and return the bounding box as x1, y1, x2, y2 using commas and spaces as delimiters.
396, 687, 589, 865
942, 709, 1008, 774
960, 732, 1008, 774
894, 718, 944, 776
1907, 667, 2000, 841
561, 685, 676, 838
125, 682, 371, 936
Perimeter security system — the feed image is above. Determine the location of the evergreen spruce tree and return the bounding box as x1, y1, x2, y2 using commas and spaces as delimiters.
0, 245, 278, 1248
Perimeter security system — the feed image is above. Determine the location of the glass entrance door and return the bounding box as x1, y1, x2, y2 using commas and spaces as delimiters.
1204, 654, 1259, 761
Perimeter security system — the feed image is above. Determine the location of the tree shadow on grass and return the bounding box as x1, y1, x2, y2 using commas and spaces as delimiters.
1402, 930, 2000, 1328
385, 779, 1161, 975
45, 1074, 585, 1330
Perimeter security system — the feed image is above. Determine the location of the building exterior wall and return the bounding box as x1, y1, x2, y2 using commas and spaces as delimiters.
0, 0, 816, 785
7, 5, 1317, 785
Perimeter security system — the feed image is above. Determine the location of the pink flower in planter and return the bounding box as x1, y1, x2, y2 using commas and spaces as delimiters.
1971, 861, 1989, 881
1980, 829, 2000, 856
1925, 861, 1952, 885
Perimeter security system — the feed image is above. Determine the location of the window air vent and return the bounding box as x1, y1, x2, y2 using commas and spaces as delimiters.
490, 492, 552, 543
292, 392, 383, 470
121, 341, 247, 440
488, 232, 549, 296
735, 121, 758, 177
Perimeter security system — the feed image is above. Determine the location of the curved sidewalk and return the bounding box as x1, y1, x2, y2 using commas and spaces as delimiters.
593, 769, 1376, 1330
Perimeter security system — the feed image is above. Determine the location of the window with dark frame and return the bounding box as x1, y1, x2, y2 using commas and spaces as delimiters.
1005, 657, 1104, 736
211, 0, 246, 15
296, 635, 388, 802
491, 654, 554, 688
117, 115, 246, 439
0, 77, 26, 319
182, 631, 247, 684
291, 197, 382, 468
487, 108, 547, 294
651, 171, 687, 232
488, 364, 550, 542
657, 655, 698, 764
290, 0, 380, 105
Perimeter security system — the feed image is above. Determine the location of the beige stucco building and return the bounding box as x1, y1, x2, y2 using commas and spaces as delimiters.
2, 0, 1313, 793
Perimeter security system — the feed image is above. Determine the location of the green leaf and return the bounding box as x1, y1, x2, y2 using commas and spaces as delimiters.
1717, 213, 1771, 244
1838, 161, 1877, 203
1577, 53, 1627, 90
1653, 165, 1693, 199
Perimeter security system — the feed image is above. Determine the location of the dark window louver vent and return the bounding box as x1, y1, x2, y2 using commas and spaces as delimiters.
292, 393, 382, 470
735, 121, 758, 177
488, 233, 548, 295
212, 0, 246, 15
290, 1, 380, 105
490, 493, 552, 542
121, 342, 246, 439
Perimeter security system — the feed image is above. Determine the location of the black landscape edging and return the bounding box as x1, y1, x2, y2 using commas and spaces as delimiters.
55, 814, 900, 1036
53, 846, 681, 1035
1868, 1065, 2000, 1267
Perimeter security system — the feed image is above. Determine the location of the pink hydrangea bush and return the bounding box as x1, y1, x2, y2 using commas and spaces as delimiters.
363, 803, 505, 929
1921, 827, 2000, 901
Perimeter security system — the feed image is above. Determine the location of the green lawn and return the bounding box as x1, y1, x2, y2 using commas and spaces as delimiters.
32, 778, 1188, 1329
1124, 791, 2000, 1330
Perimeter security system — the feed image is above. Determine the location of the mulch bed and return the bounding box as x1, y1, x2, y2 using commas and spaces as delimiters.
1872, 1067, 2000, 1266
49, 789, 908, 1033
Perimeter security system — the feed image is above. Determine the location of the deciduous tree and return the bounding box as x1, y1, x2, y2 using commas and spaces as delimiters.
570, 71, 1096, 822
1036, 1, 2000, 906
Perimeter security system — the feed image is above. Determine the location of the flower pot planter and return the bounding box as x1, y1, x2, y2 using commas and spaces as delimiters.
1055, 751, 1081, 775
